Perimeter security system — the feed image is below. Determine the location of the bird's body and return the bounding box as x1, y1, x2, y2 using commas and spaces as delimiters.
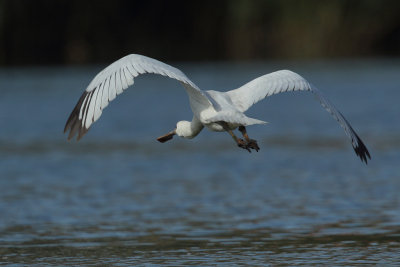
65, 54, 370, 164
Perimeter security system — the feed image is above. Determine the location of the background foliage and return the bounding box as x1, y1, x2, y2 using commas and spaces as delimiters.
1, 0, 399, 65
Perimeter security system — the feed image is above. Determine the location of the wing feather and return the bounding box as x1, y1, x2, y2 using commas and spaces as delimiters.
101, 77, 111, 109
123, 67, 134, 87
64, 54, 211, 140
117, 69, 124, 94
93, 85, 103, 123
118, 68, 127, 92
78, 92, 89, 120
81, 90, 93, 126
108, 72, 117, 101
85, 87, 99, 128
134, 62, 146, 74
226, 70, 370, 164
126, 63, 138, 77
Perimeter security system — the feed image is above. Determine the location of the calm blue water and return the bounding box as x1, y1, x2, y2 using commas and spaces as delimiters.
0, 59, 399, 265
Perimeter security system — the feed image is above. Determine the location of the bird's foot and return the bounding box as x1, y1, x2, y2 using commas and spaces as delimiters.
237, 138, 251, 153
246, 139, 260, 152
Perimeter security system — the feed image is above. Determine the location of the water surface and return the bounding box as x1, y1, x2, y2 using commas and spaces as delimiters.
0, 59, 399, 265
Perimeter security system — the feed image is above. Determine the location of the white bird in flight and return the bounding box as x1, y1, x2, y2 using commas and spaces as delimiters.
64, 54, 371, 164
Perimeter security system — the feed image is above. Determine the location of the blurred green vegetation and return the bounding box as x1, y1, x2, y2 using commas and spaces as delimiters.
0, 0, 399, 65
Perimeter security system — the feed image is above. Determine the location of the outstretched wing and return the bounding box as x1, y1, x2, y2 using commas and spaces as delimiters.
64, 54, 211, 140
226, 70, 371, 164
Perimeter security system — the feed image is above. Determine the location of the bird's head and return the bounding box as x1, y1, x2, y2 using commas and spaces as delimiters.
176, 120, 195, 139
157, 120, 200, 143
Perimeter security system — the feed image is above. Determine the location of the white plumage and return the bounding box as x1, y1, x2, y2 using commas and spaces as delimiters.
65, 54, 370, 164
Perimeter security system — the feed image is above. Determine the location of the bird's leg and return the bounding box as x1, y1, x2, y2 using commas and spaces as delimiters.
156, 129, 176, 143
220, 122, 251, 152
238, 126, 260, 152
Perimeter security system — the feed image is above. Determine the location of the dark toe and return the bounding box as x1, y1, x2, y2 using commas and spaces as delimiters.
237, 139, 251, 153
247, 139, 260, 152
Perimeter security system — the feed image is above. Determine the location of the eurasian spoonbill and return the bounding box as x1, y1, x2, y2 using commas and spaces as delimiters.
64, 54, 370, 164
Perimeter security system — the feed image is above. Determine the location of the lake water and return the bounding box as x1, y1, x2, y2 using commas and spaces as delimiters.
0, 59, 399, 265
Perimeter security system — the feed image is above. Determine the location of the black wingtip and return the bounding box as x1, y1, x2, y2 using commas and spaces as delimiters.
64, 91, 90, 141
353, 133, 371, 165
336, 111, 371, 165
